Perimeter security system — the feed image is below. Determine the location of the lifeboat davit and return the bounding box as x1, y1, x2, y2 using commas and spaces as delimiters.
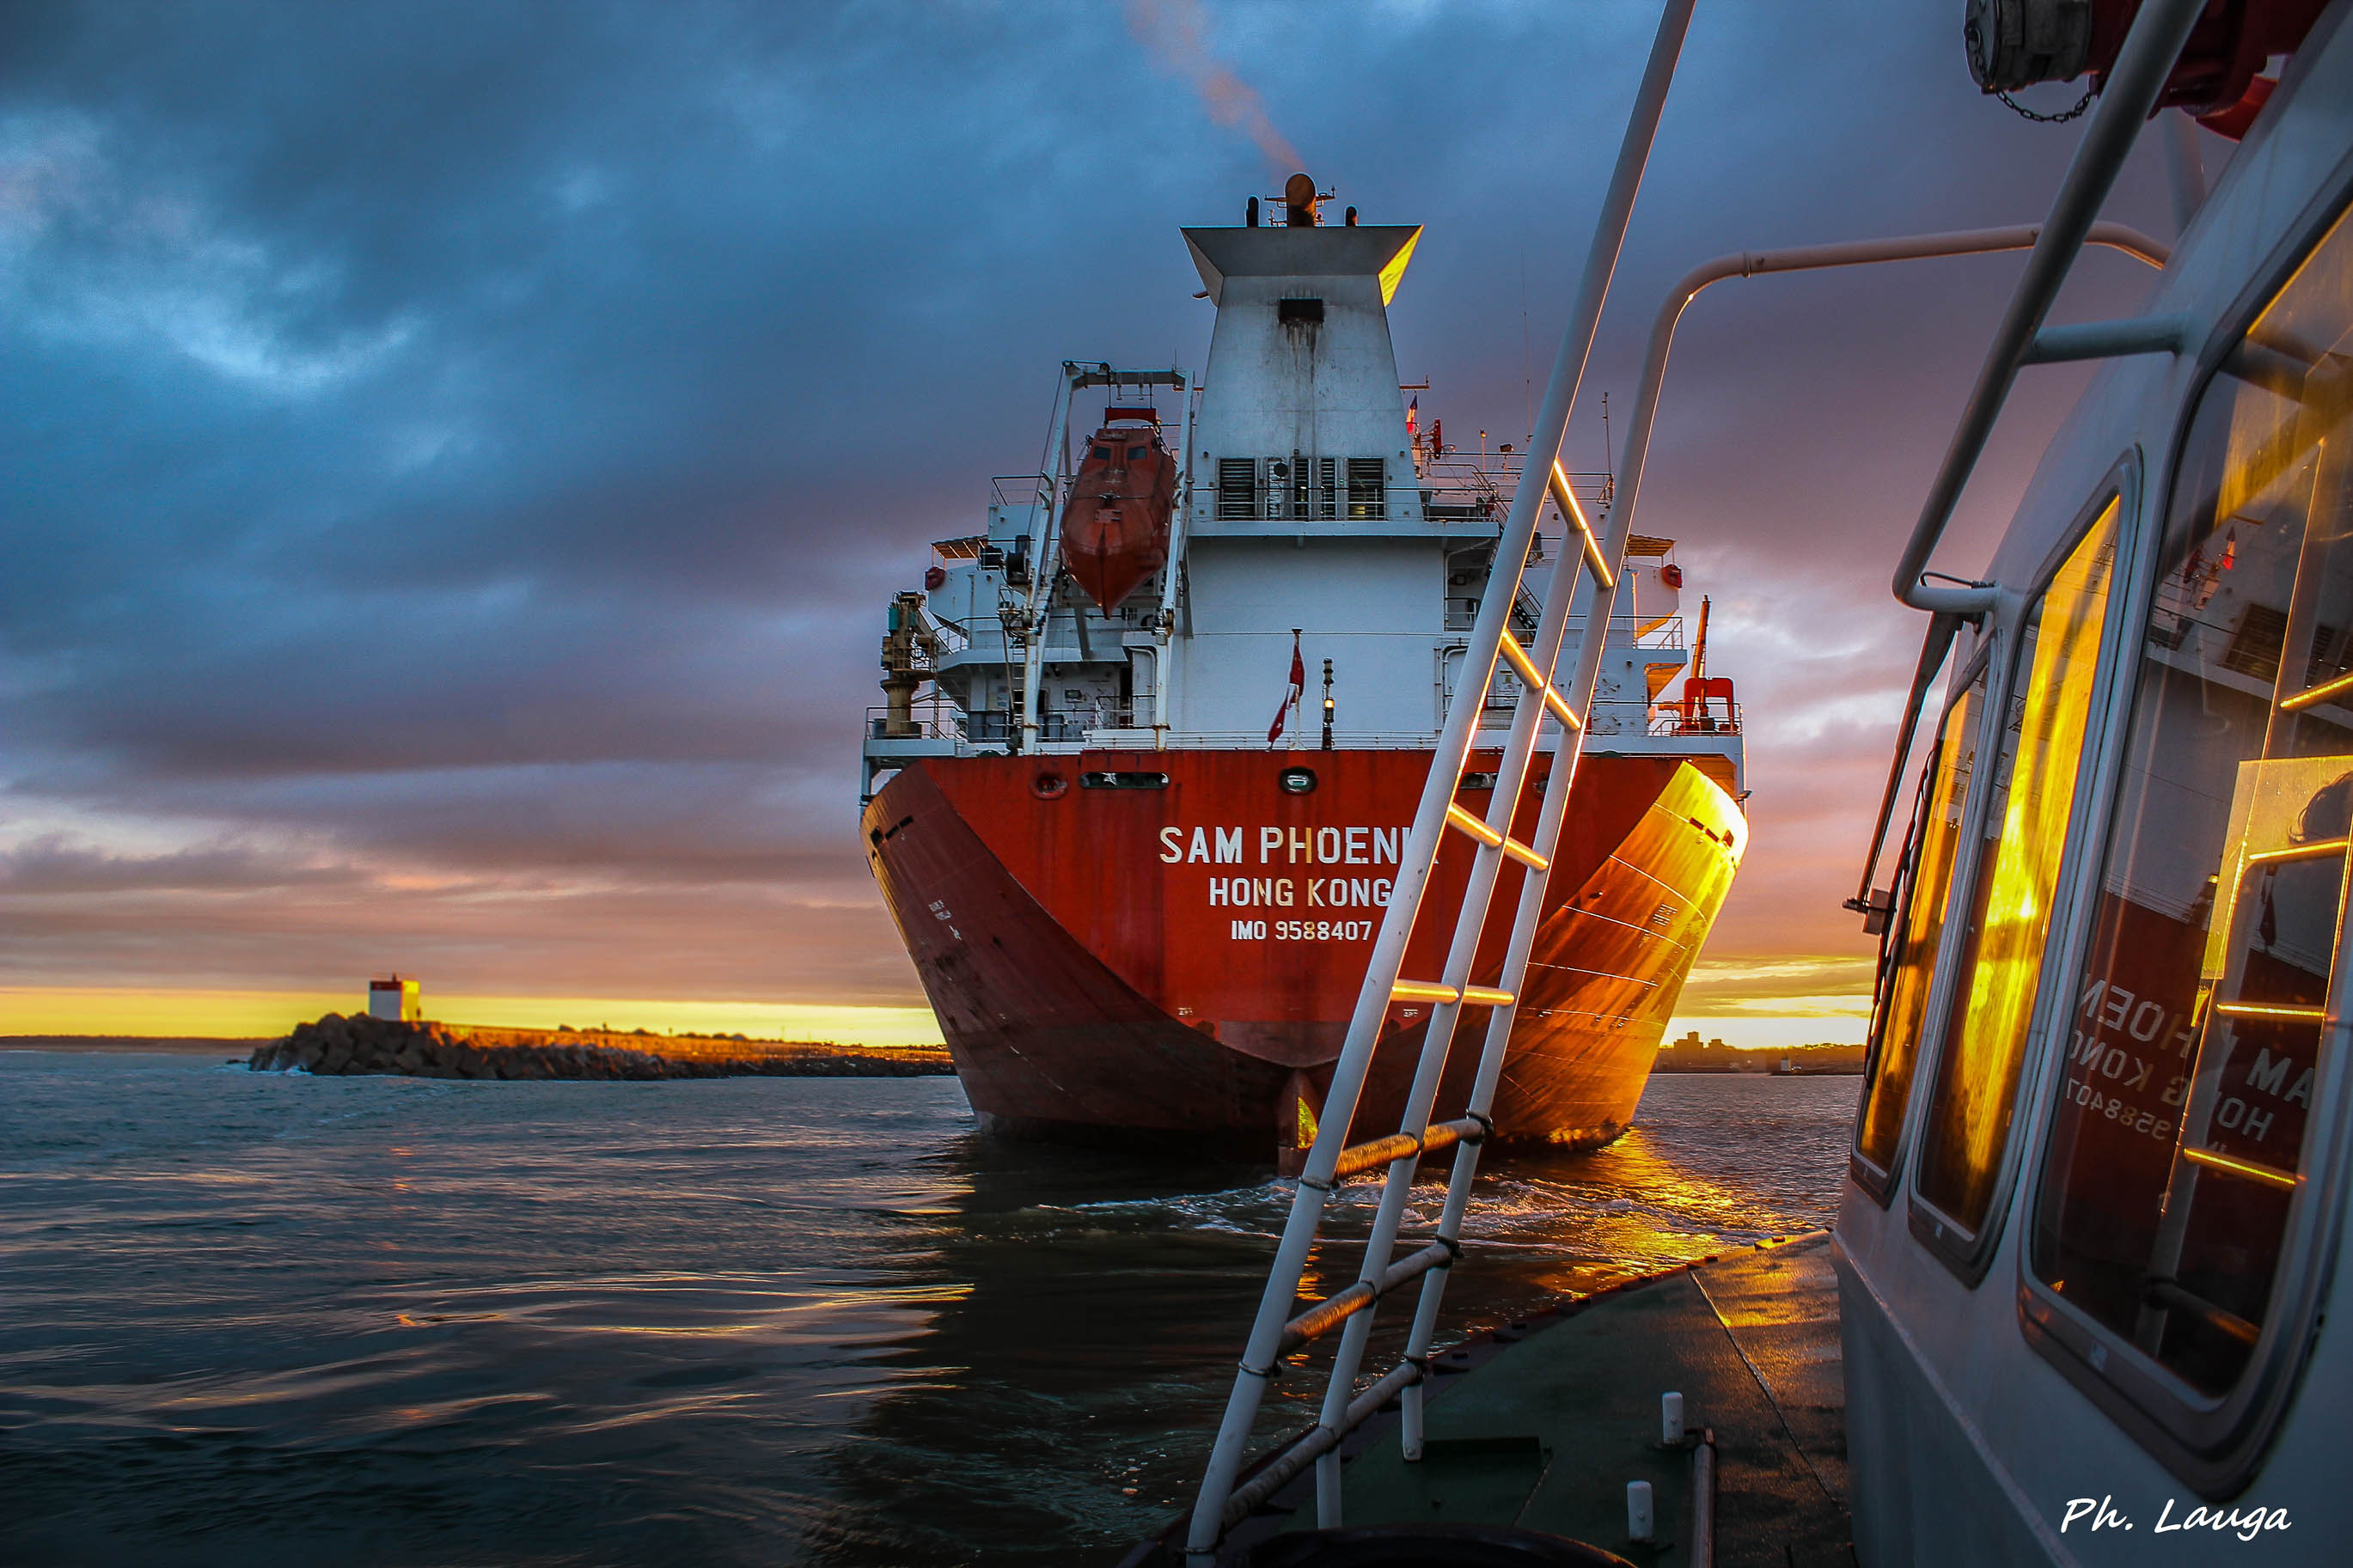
1060, 413, 1176, 609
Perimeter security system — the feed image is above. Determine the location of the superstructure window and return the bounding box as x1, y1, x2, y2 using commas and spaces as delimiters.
1912, 498, 2120, 1256
1852, 667, 1986, 1197
2030, 201, 2353, 1407
1218, 458, 1259, 520
1348, 458, 1386, 520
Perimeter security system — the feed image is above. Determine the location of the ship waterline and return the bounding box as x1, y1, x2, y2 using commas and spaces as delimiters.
864, 747, 1744, 1150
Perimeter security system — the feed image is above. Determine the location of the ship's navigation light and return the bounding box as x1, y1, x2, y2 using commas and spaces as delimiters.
1276, 767, 1317, 795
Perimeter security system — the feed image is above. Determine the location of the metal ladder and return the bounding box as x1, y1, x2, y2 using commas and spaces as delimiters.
1183, 3, 1696, 1558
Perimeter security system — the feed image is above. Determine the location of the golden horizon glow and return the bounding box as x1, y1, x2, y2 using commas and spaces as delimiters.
4, 989, 1872, 1057
1661, 1013, 1865, 1050
0, 987, 947, 1048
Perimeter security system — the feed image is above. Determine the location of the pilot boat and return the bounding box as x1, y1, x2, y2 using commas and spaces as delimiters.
1152, 1, 2353, 1563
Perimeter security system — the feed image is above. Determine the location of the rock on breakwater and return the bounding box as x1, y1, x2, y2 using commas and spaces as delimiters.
248, 1014, 955, 1080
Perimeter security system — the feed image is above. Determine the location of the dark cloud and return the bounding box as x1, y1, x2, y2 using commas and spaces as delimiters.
0, 0, 2223, 1013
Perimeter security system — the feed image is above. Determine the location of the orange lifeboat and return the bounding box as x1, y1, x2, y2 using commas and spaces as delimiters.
1060, 412, 1176, 609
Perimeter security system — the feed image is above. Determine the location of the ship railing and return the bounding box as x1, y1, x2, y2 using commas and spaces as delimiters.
1185, 5, 1702, 1555
889, 698, 1714, 753
863, 699, 1085, 747
950, 709, 1100, 746
929, 616, 972, 656
865, 702, 963, 743
1419, 459, 1610, 528
1634, 614, 1684, 650
988, 473, 1057, 510
1054, 729, 1452, 753
1217, 480, 1610, 529
1465, 612, 1681, 648
1648, 702, 1742, 738
1476, 696, 1666, 735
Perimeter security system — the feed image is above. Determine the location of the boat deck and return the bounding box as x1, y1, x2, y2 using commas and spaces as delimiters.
1145, 1232, 1851, 1565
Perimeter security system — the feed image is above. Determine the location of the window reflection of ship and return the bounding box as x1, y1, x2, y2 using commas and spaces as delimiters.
2036, 292, 2353, 1391
2063, 741, 2349, 1385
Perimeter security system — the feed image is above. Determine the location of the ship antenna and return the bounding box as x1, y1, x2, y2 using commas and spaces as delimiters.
1599, 392, 1616, 516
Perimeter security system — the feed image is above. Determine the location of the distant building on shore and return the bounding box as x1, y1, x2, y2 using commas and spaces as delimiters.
1653, 1030, 1864, 1075
368, 975, 422, 1023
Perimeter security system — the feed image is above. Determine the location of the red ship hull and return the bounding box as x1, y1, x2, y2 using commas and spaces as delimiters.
864, 747, 1745, 1152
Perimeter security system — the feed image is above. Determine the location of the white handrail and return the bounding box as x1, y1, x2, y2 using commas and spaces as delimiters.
1182, 0, 1696, 1554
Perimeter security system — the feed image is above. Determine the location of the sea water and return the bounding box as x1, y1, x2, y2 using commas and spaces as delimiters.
0, 1051, 1855, 1565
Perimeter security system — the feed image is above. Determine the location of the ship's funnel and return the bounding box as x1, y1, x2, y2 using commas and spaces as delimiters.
1285, 171, 1318, 227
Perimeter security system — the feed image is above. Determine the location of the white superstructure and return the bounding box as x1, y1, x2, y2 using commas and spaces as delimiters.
865, 194, 1740, 799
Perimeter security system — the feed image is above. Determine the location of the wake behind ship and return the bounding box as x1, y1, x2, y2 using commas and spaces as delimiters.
861, 180, 1747, 1157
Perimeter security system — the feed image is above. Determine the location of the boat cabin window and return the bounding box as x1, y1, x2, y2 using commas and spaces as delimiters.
1852, 665, 1986, 1197
2030, 202, 2353, 1401
1912, 500, 2120, 1254
1128, 445, 1147, 461
1092, 445, 1112, 461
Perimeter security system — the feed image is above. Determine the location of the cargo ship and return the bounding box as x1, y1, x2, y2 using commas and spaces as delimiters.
859, 180, 1746, 1156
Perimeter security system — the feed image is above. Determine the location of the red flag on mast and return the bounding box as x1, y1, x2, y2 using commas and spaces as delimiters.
1268, 631, 1305, 745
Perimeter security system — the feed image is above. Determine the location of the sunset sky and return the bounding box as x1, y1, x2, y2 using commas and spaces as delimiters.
1, 1, 2218, 1048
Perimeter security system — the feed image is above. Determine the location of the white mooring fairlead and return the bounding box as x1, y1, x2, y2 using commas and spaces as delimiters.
1181, 2, 1701, 1559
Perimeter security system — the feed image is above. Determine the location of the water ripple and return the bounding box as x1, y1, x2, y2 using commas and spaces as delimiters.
0, 1052, 1851, 1566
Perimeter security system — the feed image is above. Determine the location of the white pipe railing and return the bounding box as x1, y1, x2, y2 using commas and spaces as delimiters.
1890, 0, 2205, 615
1182, 0, 1696, 1555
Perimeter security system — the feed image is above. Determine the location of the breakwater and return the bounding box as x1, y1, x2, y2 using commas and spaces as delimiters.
247, 1013, 954, 1080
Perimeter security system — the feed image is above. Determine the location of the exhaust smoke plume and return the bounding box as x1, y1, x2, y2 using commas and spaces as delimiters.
1124, 0, 1304, 177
